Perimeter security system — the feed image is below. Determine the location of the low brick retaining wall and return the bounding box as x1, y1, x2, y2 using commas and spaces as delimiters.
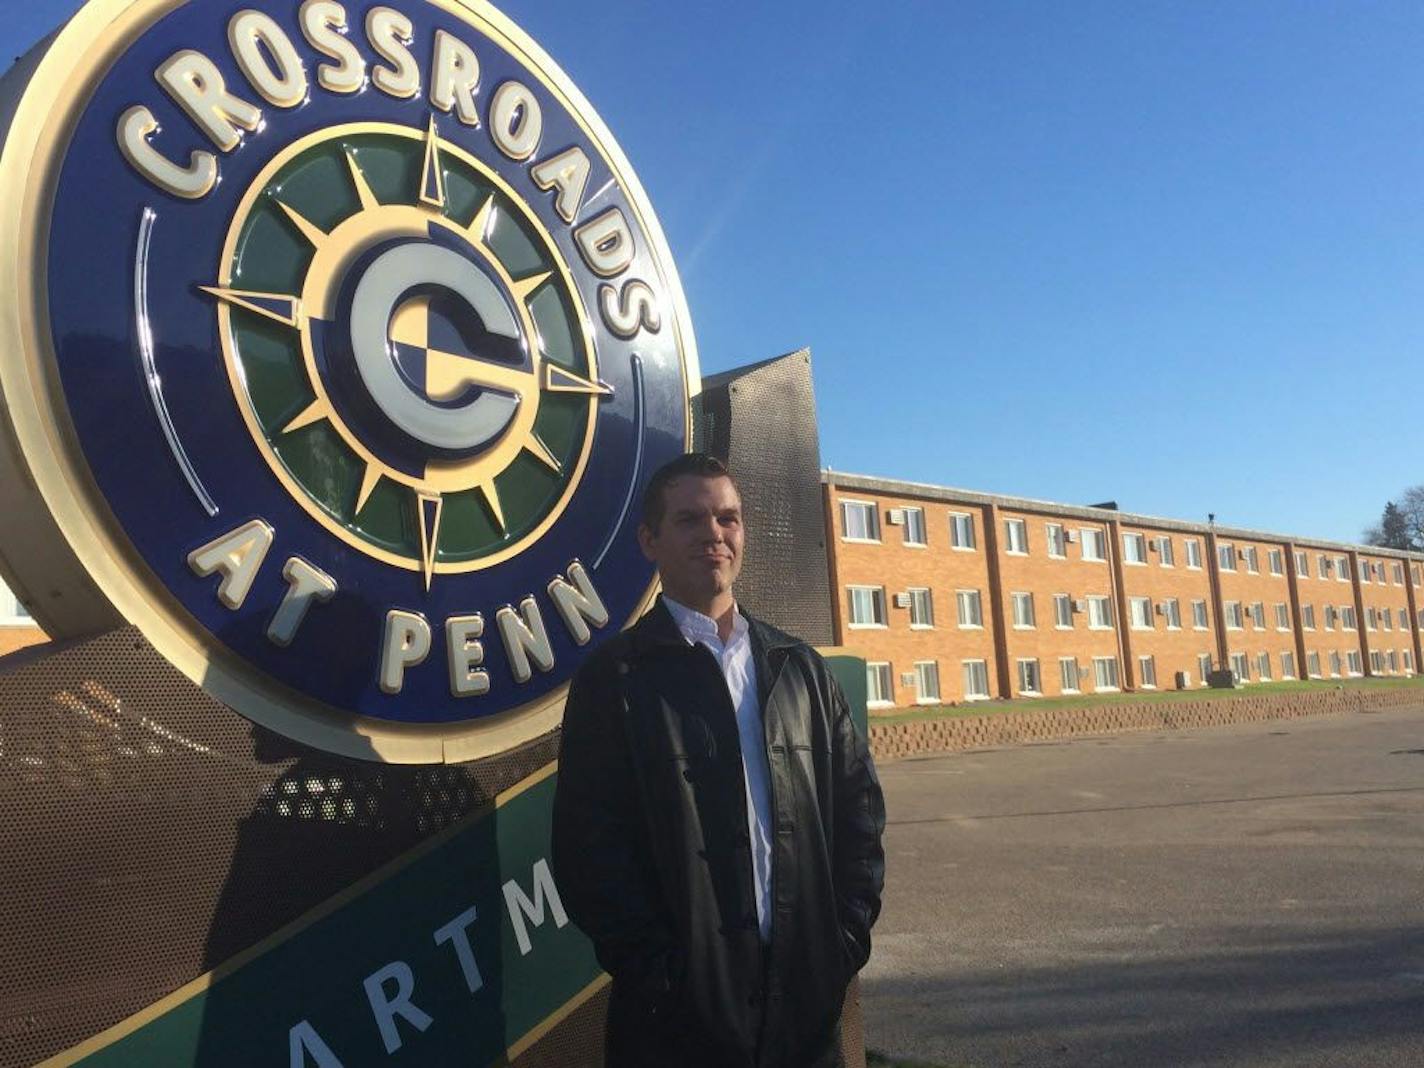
868, 686, 1424, 761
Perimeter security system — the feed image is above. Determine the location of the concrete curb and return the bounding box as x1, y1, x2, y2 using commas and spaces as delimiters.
867, 687, 1424, 762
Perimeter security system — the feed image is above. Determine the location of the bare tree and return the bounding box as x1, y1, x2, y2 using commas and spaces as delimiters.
1400, 486, 1424, 550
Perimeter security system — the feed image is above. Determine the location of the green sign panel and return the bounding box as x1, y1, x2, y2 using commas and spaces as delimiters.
52, 766, 601, 1067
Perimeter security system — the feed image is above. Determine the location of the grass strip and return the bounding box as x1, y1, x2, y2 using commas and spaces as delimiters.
871, 675, 1424, 725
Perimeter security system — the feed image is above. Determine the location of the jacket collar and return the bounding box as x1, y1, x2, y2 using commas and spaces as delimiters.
629, 595, 800, 654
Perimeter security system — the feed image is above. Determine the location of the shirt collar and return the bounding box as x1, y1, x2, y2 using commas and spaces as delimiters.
662, 595, 747, 648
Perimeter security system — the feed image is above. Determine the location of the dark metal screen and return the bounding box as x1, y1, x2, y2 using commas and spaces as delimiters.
700, 349, 835, 646
0, 627, 580, 1067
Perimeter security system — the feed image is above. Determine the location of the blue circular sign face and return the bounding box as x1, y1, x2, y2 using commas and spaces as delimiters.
0, 0, 697, 760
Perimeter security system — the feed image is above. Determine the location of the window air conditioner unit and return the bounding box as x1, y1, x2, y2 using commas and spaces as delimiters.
1148, 539, 1158, 553
887, 509, 904, 525
1066, 530, 1079, 543
893, 592, 911, 608
900, 672, 915, 687
1154, 603, 1165, 615
1072, 599, 1086, 613
1238, 549, 1248, 561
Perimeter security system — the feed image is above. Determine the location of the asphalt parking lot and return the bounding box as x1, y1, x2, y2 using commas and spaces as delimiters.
861, 706, 1424, 1067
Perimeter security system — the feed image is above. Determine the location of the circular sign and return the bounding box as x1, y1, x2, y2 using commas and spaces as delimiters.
0, 0, 697, 761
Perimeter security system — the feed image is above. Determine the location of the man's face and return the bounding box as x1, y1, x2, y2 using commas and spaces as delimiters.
638, 475, 745, 607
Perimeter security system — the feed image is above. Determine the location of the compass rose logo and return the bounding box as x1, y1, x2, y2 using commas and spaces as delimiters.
203, 120, 610, 589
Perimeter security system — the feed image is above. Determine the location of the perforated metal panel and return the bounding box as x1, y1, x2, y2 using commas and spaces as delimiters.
0, 627, 566, 1066
700, 349, 835, 645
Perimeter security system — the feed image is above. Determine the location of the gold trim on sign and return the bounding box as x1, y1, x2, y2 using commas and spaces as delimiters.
0, 0, 689, 764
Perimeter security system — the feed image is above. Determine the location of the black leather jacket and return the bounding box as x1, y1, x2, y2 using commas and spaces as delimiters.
551, 600, 886, 1067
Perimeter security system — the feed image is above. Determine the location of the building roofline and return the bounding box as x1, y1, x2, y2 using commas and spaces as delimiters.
821, 469, 1423, 562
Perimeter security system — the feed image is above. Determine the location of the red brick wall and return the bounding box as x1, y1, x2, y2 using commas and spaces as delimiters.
1117, 525, 1218, 690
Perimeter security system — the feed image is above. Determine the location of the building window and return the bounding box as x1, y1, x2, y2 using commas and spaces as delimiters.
1401, 609, 1410, 629
1268, 549, 1284, 576
949, 512, 976, 551
1158, 537, 1175, 567
908, 587, 934, 628
1092, 656, 1120, 692
1230, 652, 1250, 684
1302, 604, 1316, 630
1393, 563, 1405, 585
1060, 658, 1081, 693
841, 500, 879, 542
1256, 652, 1272, 681
1081, 529, 1106, 562
1294, 550, 1308, 576
1011, 592, 1036, 628
1138, 655, 1157, 688
1129, 597, 1153, 630
847, 586, 887, 627
1005, 518, 1028, 555
1281, 651, 1296, 680
1250, 602, 1266, 629
1318, 555, 1330, 579
1185, 538, 1203, 569
1053, 594, 1073, 629
902, 507, 927, 546
914, 660, 941, 703
1388, 650, 1399, 674
1359, 560, 1371, 583
1336, 555, 1349, 582
963, 659, 990, 700
1406, 651, 1415, 674
1164, 598, 1182, 629
1347, 650, 1363, 676
1275, 603, 1290, 630
1341, 605, 1357, 629
1224, 601, 1243, 630
1370, 650, 1383, 674
957, 589, 984, 628
0, 584, 29, 624
1218, 542, 1236, 572
1123, 532, 1147, 565
1046, 523, 1067, 558
1326, 651, 1339, 678
1017, 659, 1041, 695
1244, 547, 1260, 574
866, 662, 894, 706
1087, 596, 1114, 630
1197, 652, 1213, 683
1192, 599, 1209, 630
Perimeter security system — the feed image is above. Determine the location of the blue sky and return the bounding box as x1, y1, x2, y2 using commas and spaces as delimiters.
6, 1, 1422, 543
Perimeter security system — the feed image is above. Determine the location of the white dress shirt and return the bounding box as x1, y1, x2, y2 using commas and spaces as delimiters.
663, 596, 774, 943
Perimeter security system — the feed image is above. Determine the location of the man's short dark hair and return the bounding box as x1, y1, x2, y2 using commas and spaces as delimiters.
640, 453, 738, 533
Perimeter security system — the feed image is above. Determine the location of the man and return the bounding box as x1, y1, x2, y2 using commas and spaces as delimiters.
551, 453, 886, 1067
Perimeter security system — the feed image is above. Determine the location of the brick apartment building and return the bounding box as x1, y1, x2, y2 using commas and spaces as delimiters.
6, 467, 1422, 710
824, 471, 1424, 710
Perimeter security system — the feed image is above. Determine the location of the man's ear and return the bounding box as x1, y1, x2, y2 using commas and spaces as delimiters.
636, 522, 656, 561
